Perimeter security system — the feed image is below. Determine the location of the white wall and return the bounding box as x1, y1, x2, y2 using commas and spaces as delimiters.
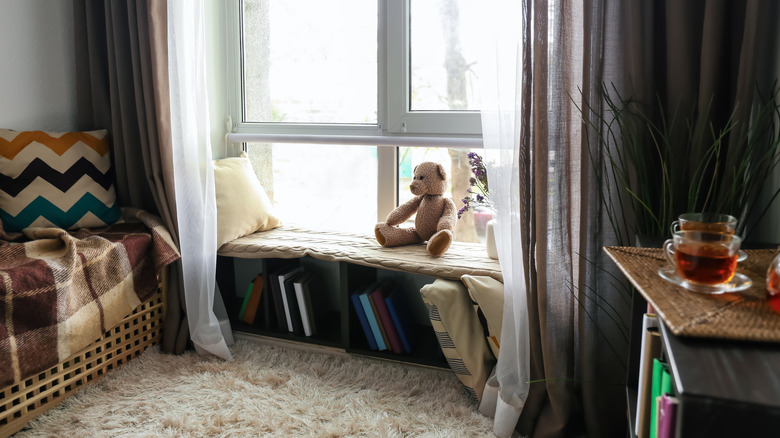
0, 0, 77, 131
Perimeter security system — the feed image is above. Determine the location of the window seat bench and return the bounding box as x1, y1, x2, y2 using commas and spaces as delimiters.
215, 225, 502, 379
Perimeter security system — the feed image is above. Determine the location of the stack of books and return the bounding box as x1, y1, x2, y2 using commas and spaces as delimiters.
635, 311, 679, 438
350, 281, 416, 354
238, 266, 325, 337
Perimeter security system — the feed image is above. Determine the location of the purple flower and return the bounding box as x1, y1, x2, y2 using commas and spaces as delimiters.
457, 152, 493, 220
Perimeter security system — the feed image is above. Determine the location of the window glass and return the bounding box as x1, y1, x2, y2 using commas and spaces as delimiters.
238, 1, 484, 245
398, 147, 489, 244
247, 143, 378, 233
242, 0, 378, 124
410, 0, 482, 111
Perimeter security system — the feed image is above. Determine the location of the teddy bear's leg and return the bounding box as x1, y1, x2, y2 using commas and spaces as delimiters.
375, 223, 422, 247
426, 229, 453, 257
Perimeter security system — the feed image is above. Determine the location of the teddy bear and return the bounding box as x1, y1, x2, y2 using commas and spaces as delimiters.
375, 161, 457, 257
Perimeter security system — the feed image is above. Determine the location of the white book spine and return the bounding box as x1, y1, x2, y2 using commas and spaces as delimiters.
294, 281, 312, 336
278, 267, 303, 332
635, 313, 659, 436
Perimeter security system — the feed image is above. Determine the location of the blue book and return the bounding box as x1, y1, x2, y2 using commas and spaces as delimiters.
359, 286, 387, 351
351, 292, 377, 350
385, 286, 416, 354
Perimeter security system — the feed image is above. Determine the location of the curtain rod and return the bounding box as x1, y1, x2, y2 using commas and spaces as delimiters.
226, 133, 483, 149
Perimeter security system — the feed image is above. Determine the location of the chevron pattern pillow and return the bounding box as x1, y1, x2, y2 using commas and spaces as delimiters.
0, 129, 121, 232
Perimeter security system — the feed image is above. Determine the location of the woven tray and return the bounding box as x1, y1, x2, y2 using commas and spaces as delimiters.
605, 246, 780, 342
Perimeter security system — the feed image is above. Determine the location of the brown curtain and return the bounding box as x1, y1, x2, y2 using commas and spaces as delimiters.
72, 0, 188, 354
623, 1, 775, 234
512, 1, 772, 437
509, 1, 630, 436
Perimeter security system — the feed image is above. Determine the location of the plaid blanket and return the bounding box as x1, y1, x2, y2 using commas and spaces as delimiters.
0, 208, 180, 387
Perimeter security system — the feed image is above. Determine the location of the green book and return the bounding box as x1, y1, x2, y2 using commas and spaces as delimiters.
649, 359, 673, 438
238, 279, 255, 320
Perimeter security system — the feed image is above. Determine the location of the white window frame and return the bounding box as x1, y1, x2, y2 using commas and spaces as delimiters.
220, 0, 482, 220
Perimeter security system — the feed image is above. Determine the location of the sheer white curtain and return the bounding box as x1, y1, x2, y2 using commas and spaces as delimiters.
479, 1, 528, 436
168, 0, 231, 360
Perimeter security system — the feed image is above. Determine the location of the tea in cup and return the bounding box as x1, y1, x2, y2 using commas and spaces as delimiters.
670, 212, 737, 235
663, 231, 741, 285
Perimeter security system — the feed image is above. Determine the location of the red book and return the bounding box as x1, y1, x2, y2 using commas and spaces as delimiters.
241, 274, 264, 324
370, 283, 403, 354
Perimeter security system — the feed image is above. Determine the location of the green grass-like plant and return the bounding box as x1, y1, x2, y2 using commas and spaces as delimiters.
574, 83, 780, 244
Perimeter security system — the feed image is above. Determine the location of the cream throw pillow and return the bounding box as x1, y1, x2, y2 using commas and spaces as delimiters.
461, 275, 504, 359
213, 153, 280, 247
420, 279, 495, 401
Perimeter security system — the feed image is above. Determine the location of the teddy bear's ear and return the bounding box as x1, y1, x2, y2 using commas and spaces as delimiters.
435, 163, 447, 180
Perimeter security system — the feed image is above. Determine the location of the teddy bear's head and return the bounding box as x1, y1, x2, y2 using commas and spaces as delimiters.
410, 162, 448, 196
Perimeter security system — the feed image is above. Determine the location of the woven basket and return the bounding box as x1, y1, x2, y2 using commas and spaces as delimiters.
0, 269, 167, 438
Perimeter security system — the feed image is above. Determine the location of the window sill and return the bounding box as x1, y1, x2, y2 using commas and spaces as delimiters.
218, 225, 502, 282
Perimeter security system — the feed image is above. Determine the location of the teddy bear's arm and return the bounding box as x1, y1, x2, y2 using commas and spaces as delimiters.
437, 198, 458, 231
384, 196, 423, 226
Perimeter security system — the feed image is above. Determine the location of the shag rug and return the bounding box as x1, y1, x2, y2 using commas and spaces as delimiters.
16, 339, 495, 437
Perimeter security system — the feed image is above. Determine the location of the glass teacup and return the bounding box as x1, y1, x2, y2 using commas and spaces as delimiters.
670, 212, 737, 235
669, 213, 746, 262
663, 231, 741, 286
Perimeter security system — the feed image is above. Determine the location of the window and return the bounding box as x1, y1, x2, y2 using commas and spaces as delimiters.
223, 0, 486, 242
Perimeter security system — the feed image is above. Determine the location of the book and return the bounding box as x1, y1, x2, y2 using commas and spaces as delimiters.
636, 314, 661, 438
370, 282, 402, 354
294, 272, 322, 337
365, 287, 390, 350
649, 358, 672, 438
268, 269, 289, 331
358, 282, 386, 351
657, 394, 679, 438
351, 289, 377, 350
262, 276, 275, 330
278, 266, 304, 332
237, 279, 255, 320
384, 285, 415, 354
283, 271, 305, 335
241, 274, 264, 324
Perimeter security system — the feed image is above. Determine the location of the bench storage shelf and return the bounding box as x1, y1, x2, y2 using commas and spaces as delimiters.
216, 226, 502, 369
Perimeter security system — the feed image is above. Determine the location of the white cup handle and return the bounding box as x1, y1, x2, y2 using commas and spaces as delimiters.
670, 220, 680, 235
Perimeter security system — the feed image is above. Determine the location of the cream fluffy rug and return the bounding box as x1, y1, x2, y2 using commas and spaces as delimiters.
16, 340, 495, 437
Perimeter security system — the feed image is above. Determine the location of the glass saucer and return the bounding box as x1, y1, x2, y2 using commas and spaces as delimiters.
658, 267, 752, 294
